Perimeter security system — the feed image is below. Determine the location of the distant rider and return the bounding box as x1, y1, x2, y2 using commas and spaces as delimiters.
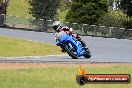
52, 21, 87, 52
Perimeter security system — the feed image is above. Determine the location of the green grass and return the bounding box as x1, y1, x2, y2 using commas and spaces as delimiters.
0, 64, 131, 88
0, 36, 61, 57
7, 0, 68, 21
7, 0, 31, 17
6, 0, 32, 26
6, 0, 68, 27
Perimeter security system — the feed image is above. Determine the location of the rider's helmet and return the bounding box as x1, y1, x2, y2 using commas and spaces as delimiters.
52, 21, 62, 32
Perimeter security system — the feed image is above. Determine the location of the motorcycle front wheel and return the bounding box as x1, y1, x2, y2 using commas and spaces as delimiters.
64, 43, 78, 59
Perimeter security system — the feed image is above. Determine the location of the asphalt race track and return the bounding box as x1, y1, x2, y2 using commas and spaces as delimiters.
0, 28, 132, 63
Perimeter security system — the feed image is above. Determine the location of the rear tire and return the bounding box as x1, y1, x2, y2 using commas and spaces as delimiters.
64, 45, 78, 59
84, 49, 91, 58
84, 54, 91, 58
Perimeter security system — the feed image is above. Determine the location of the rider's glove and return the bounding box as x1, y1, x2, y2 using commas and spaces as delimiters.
69, 28, 73, 32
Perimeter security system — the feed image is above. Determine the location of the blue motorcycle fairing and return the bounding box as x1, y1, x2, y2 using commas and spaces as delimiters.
56, 33, 69, 46
66, 37, 82, 56
56, 32, 86, 57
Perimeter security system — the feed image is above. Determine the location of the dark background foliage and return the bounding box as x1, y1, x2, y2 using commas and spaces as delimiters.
28, 0, 60, 19
65, 0, 108, 25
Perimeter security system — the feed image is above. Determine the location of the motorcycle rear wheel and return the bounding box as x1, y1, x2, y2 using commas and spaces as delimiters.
84, 48, 91, 58
84, 54, 91, 58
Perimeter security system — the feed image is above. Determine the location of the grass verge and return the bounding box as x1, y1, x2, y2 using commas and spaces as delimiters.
7, 0, 68, 21
0, 63, 131, 88
0, 36, 61, 57
7, 0, 31, 17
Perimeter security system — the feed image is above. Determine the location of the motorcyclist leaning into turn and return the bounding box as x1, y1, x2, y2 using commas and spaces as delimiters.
52, 21, 87, 52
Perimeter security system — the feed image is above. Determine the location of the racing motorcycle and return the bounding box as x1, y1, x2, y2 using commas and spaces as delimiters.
55, 31, 91, 59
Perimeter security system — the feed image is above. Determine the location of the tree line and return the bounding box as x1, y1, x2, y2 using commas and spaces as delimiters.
28, 0, 132, 29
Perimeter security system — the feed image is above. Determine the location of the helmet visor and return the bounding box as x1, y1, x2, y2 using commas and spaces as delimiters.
53, 25, 58, 30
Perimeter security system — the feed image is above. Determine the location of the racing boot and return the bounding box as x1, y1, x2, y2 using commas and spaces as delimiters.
79, 39, 88, 50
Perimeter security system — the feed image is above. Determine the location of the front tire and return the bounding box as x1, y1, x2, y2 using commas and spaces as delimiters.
64, 44, 78, 59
